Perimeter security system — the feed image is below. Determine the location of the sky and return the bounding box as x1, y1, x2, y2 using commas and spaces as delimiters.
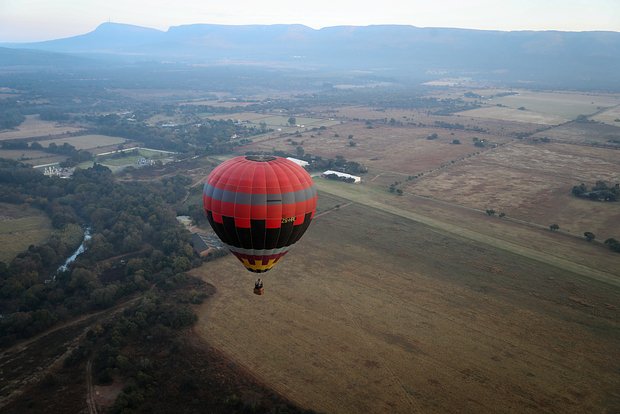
1, 0, 619, 42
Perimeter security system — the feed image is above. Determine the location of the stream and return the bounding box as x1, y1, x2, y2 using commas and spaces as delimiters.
56, 227, 92, 275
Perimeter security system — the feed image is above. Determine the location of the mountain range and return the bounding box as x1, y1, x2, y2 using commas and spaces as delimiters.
2, 23, 620, 89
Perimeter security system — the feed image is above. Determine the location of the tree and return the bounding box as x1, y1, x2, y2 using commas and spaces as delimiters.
452, 139, 461, 144
485, 209, 496, 216
498, 212, 506, 218
549, 224, 559, 231
604, 238, 620, 252
584, 232, 595, 242
287, 117, 296, 126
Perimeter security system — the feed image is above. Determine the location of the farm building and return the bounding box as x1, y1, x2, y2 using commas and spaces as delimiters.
191, 233, 226, 257
42, 165, 74, 178
286, 157, 309, 168
322, 170, 361, 183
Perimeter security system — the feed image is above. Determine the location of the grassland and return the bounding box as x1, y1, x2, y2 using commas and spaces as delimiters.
531, 121, 620, 146
0, 115, 83, 140
76, 148, 175, 172
406, 141, 620, 241
454, 90, 620, 125
591, 105, 620, 126
457, 106, 567, 125
0, 149, 66, 166
36, 134, 127, 150
206, 112, 341, 132
188, 89, 620, 413
192, 193, 620, 414
0, 203, 52, 263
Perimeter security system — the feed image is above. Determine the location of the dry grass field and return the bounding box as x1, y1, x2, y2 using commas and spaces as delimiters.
591, 105, 620, 126
532, 122, 620, 145
320, 106, 544, 137
406, 141, 620, 242
0, 149, 66, 166
192, 193, 620, 414
0, 115, 83, 140
456, 106, 567, 125
0, 202, 52, 263
489, 91, 620, 118
455, 91, 620, 126
36, 134, 127, 150
242, 121, 512, 187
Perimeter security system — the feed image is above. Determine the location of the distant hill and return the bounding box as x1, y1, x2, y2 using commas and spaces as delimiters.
2, 23, 620, 89
0, 46, 93, 68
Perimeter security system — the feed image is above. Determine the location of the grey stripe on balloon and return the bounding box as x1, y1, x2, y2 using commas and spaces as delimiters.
203, 183, 317, 205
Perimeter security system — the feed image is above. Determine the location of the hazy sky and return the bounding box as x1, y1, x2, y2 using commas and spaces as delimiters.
1, 0, 619, 42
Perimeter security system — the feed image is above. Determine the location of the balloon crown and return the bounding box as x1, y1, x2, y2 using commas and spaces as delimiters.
245, 155, 277, 162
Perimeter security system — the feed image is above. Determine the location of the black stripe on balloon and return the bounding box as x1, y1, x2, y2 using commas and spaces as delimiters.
288, 212, 313, 245
250, 219, 266, 250
206, 211, 230, 245
237, 227, 252, 250
222, 216, 241, 247
275, 220, 295, 249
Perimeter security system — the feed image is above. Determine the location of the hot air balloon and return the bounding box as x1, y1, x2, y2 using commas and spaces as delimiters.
203, 155, 317, 290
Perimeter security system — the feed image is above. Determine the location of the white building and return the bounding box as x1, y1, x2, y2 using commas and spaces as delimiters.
322, 170, 361, 183
286, 157, 309, 168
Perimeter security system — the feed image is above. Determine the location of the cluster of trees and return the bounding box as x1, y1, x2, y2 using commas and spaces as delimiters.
485, 209, 506, 217
1, 140, 93, 167
549, 225, 618, 253
87, 113, 260, 154
324, 173, 356, 184
434, 120, 486, 133
604, 238, 620, 252
0, 160, 197, 346
59, 271, 314, 413
268, 149, 368, 175
572, 181, 619, 202
389, 182, 403, 195
0, 106, 25, 130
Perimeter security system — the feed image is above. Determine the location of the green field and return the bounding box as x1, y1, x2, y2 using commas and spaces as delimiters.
0, 203, 53, 263
77, 148, 175, 172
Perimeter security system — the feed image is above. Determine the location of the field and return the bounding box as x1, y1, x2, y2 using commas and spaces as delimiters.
36, 134, 127, 150
406, 141, 620, 241
207, 112, 341, 132
0, 149, 67, 166
456, 106, 567, 125
455, 90, 620, 125
0, 203, 52, 263
591, 105, 620, 126
241, 121, 513, 187
76, 148, 176, 172
531, 122, 620, 145
192, 193, 620, 414
0, 115, 83, 140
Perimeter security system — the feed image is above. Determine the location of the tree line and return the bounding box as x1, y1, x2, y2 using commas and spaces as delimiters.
0, 159, 196, 346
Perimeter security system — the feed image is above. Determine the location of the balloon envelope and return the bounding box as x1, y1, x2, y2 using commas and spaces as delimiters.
203, 155, 317, 273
